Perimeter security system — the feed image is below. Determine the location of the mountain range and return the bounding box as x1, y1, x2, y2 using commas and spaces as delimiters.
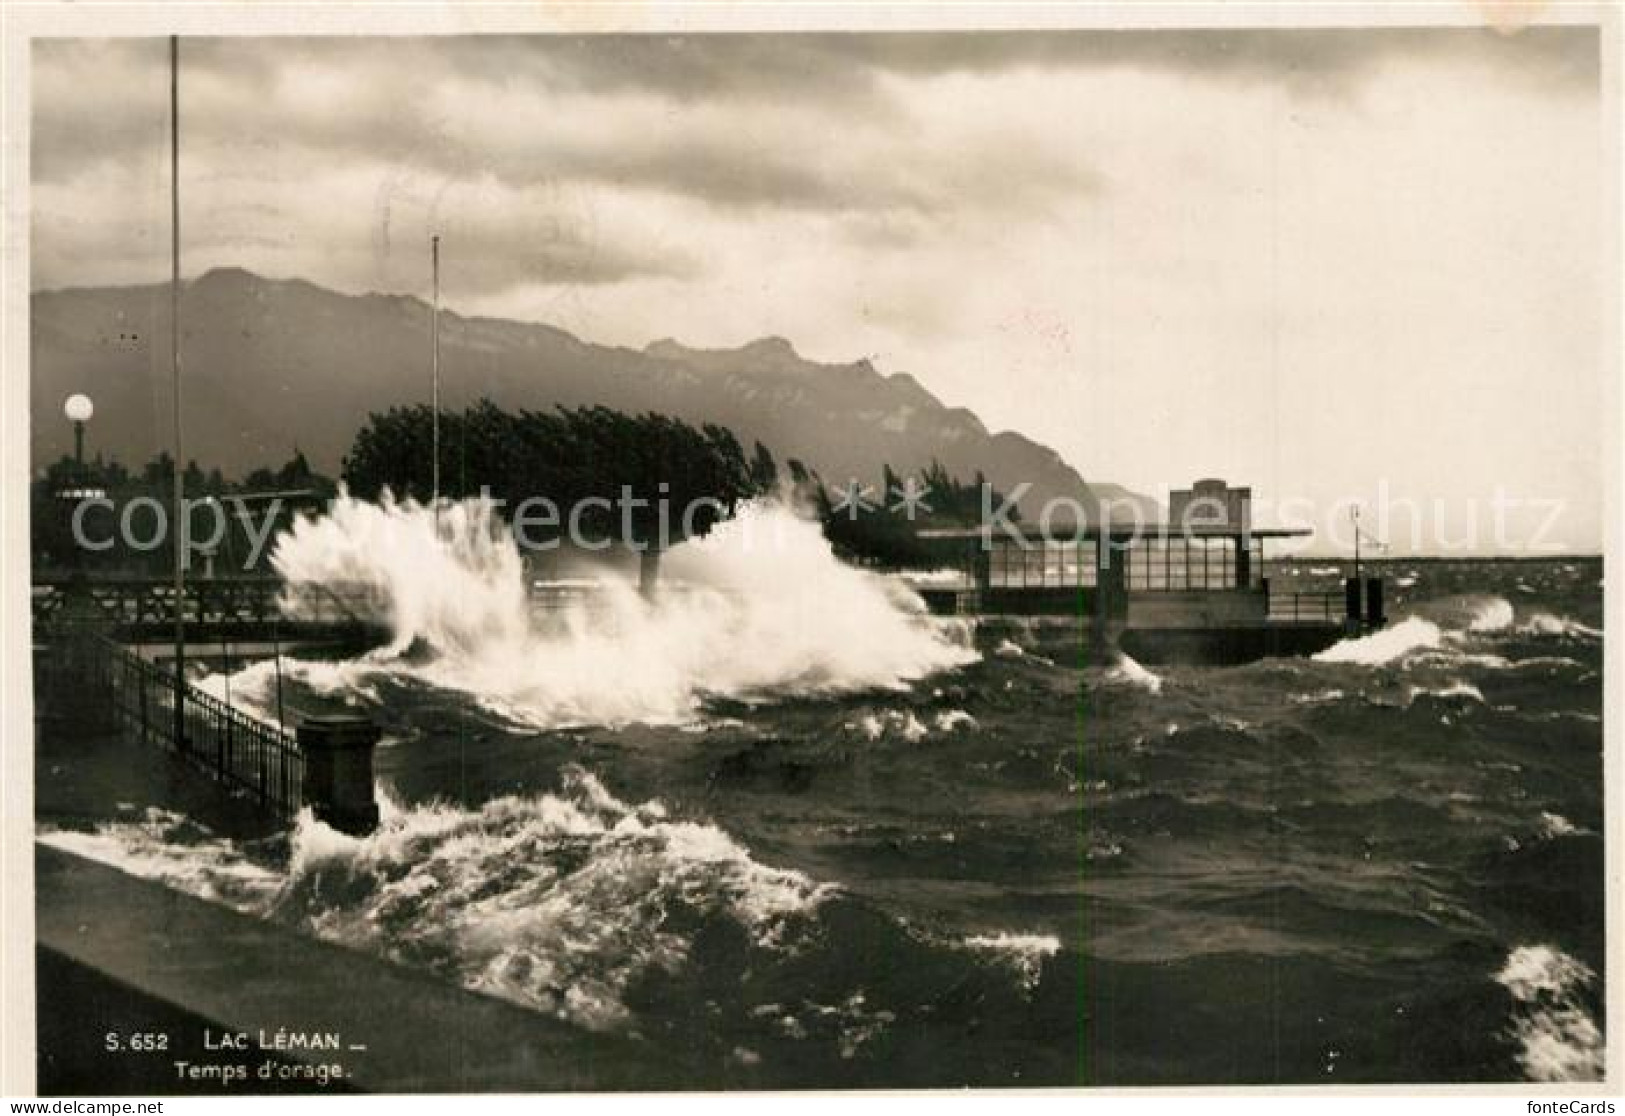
31, 268, 1146, 517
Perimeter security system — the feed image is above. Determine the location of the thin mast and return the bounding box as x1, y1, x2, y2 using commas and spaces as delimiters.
170, 35, 186, 737
431, 234, 440, 505
1352, 507, 1362, 587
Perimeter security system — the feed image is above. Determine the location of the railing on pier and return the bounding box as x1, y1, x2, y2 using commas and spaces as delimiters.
32, 574, 371, 631
1266, 590, 1345, 624
65, 634, 304, 818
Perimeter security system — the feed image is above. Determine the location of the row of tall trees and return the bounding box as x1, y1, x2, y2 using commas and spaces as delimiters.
342, 403, 788, 588
35, 399, 1014, 583
341, 401, 1006, 578
31, 450, 334, 576
40, 448, 329, 499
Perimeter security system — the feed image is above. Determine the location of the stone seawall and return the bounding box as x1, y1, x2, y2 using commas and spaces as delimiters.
35, 845, 692, 1094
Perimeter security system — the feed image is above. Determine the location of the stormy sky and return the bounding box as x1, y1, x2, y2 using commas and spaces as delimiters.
31, 27, 1606, 552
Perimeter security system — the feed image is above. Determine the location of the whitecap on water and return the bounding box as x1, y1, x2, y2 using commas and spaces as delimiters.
1314, 616, 1442, 666
1536, 812, 1591, 840
960, 931, 1061, 992
1506, 656, 1585, 671
1518, 613, 1603, 641
1290, 688, 1346, 704
1466, 597, 1515, 634
1106, 654, 1163, 694
1404, 680, 1485, 706
1495, 944, 1605, 1082
846, 709, 934, 742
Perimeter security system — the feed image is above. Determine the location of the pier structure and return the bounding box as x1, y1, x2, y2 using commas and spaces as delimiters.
917, 479, 1386, 664
31, 573, 385, 649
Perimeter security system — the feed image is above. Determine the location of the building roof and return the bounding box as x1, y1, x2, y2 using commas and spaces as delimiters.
915, 523, 1314, 541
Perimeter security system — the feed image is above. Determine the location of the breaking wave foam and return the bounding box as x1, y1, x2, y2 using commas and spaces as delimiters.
270, 494, 976, 728
1404, 679, 1485, 706
1314, 616, 1442, 666
1107, 654, 1163, 694
43, 768, 835, 1033
960, 932, 1061, 991
1467, 597, 1515, 633
282, 767, 832, 1030
1316, 592, 1602, 670
1518, 612, 1603, 641
1495, 944, 1605, 1082
39, 809, 282, 913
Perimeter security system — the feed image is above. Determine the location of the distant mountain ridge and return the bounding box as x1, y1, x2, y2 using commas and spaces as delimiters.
31, 268, 1145, 517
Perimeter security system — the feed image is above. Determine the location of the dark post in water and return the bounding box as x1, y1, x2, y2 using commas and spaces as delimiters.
298, 715, 382, 835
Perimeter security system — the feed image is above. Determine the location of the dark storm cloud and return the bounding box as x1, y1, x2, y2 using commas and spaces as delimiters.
30, 157, 700, 296
409, 25, 1602, 99
813, 25, 1598, 92
409, 202, 702, 294
28, 23, 1598, 297
561, 127, 1097, 215
31, 38, 166, 181
32, 34, 1101, 216
35, 23, 1595, 191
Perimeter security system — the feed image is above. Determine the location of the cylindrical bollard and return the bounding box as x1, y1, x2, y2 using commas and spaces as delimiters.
1344, 577, 1365, 635
297, 714, 381, 836
1365, 576, 1385, 627
1344, 577, 1363, 621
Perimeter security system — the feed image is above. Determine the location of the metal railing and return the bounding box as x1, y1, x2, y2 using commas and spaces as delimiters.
1267, 590, 1345, 624
33, 575, 372, 630
65, 634, 305, 818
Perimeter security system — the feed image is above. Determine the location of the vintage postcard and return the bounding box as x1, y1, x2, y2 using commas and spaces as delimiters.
3, 1, 1620, 1101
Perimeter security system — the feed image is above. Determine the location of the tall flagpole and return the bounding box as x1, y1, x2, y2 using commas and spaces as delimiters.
431, 234, 440, 505
170, 35, 187, 744
1352, 507, 1362, 588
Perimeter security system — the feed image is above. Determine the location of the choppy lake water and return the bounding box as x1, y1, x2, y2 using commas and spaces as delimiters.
43, 502, 1605, 1086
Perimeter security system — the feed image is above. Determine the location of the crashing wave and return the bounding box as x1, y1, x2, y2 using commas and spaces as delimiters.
44, 769, 835, 1033
269, 494, 976, 729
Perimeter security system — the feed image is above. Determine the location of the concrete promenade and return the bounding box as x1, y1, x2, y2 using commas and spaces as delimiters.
33, 670, 692, 1095
36, 846, 689, 1093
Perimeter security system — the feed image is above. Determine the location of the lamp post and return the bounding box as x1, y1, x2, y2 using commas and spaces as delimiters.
57, 394, 100, 610
64, 393, 93, 468
169, 34, 186, 748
